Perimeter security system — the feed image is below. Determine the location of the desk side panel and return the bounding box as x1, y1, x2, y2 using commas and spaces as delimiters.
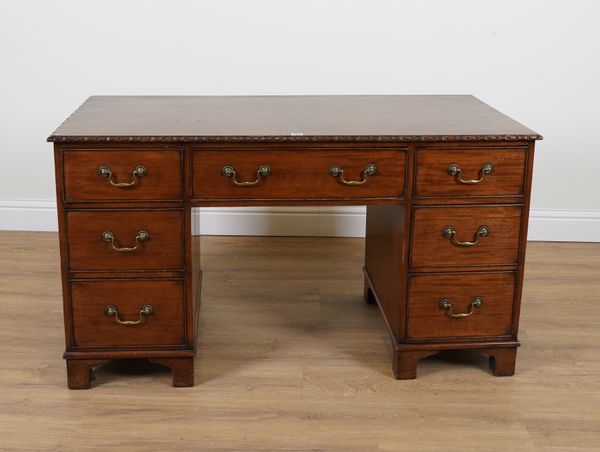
364, 205, 407, 342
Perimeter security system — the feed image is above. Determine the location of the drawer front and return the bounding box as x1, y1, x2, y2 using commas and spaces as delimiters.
407, 272, 515, 340
415, 147, 526, 198
63, 149, 183, 201
192, 149, 406, 199
411, 205, 522, 267
67, 210, 184, 271
71, 279, 186, 348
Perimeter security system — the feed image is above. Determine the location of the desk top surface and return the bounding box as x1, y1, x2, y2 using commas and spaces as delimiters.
48, 95, 541, 143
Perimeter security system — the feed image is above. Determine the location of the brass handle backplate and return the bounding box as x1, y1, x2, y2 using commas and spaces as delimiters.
439, 297, 484, 318
222, 164, 271, 187
102, 230, 150, 252
98, 165, 147, 188
105, 304, 154, 325
329, 163, 377, 186
442, 225, 489, 247
447, 162, 494, 184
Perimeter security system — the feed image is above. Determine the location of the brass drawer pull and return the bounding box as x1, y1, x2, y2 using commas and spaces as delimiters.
329, 163, 377, 186
105, 304, 154, 325
442, 224, 489, 247
98, 164, 147, 188
101, 230, 150, 252
447, 162, 494, 184
222, 164, 271, 187
439, 297, 483, 318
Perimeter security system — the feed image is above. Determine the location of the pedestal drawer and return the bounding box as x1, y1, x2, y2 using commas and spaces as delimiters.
71, 279, 186, 348
407, 272, 515, 340
192, 148, 406, 199
67, 209, 184, 271
410, 205, 522, 268
63, 149, 183, 201
415, 147, 526, 198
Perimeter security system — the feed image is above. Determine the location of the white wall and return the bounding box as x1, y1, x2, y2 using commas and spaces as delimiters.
1, 0, 599, 240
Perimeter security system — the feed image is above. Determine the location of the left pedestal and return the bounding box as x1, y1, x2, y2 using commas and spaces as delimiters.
54, 144, 198, 389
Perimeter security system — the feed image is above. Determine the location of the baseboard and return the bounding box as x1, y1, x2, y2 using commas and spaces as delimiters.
526, 209, 600, 242
1, 199, 598, 242
0, 199, 58, 232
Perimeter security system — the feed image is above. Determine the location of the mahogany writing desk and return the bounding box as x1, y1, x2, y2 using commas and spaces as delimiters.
48, 95, 541, 389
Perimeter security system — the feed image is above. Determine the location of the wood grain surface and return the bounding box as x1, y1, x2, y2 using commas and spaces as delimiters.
48, 95, 542, 142
0, 232, 598, 450
192, 147, 406, 200
66, 209, 185, 272
410, 205, 522, 267
406, 272, 516, 340
62, 148, 183, 201
414, 146, 527, 198
70, 279, 186, 348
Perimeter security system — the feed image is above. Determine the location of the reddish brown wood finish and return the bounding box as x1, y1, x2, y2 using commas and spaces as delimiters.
510, 142, 537, 340
66, 209, 184, 271
393, 350, 439, 379
410, 205, 522, 267
54, 146, 74, 353
62, 148, 183, 201
392, 349, 439, 380
406, 272, 516, 340
70, 279, 186, 348
363, 205, 408, 340
363, 139, 536, 380
481, 347, 518, 376
66, 359, 109, 390
51, 96, 540, 388
392, 346, 519, 379
48, 95, 541, 142
149, 357, 195, 387
415, 147, 527, 198
192, 147, 406, 200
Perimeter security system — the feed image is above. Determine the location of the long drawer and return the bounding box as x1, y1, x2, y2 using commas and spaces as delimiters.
407, 272, 516, 340
67, 209, 185, 272
70, 279, 186, 348
63, 149, 183, 201
410, 205, 522, 268
192, 148, 406, 199
415, 147, 527, 198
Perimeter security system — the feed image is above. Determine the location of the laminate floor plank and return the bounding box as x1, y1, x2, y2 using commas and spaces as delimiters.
0, 232, 598, 451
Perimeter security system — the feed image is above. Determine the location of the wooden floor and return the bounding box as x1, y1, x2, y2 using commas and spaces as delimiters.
0, 232, 599, 451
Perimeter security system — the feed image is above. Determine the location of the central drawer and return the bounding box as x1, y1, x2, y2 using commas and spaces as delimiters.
192, 148, 406, 199
70, 279, 186, 348
67, 209, 184, 272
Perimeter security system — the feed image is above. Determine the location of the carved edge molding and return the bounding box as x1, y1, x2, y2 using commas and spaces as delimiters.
48, 134, 543, 143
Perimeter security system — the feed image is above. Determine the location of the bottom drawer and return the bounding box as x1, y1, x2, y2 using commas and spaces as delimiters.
407, 272, 515, 340
71, 279, 186, 348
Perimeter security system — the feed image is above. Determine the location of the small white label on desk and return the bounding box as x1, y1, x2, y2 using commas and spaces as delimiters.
290, 132, 304, 136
